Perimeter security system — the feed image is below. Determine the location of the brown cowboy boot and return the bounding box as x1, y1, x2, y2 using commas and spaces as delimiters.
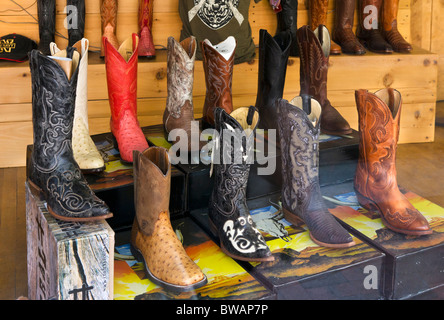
201, 36, 236, 127
130, 147, 207, 291
297, 25, 352, 136
100, 0, 119, 57
309, 0, 341, 55
332, 0, 366, 55
354, 89, 431, 236
380, 0, 412, 53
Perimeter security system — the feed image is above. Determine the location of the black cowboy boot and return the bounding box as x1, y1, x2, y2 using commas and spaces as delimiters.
37, 0, 56, 55
254, 29, 291, 134
275, 0, 299, 56
209, 106, 274, 262
67, 0, 86, 47
28, 48, 112, 222
276, 96, 355, 248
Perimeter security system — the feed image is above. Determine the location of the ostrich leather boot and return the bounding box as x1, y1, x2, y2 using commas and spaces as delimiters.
332, 0, 366, 55
37, 0, 55, 55
201, 36, 236, 127
381, 0, 412, 53
67, 0, 85, 47
50, 39, 105, 173
100, 0, 119, 57
356, 0, 393, 53
130, 147, 207, 292
354, 89, 431, 236
103, 34, 149, 163
309, 0, 341, 55
138, 0, 156, 57
275, 0, 299, 56
276, 96, 355, 248
255, 29, 291, 134
297, 25, 351, 136
28, 48, 112, 221
209, 106, 274, 262
163, 36, 203, 151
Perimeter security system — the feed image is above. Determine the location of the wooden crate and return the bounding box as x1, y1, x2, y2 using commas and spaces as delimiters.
0, 0, 438, 168
26, 182, 115, 300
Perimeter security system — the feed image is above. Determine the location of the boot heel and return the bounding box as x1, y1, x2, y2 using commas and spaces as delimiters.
282, 207, 305, 227
354, 189, 379, 213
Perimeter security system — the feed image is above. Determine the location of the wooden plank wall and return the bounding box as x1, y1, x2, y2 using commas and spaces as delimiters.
0, 0, 438, 168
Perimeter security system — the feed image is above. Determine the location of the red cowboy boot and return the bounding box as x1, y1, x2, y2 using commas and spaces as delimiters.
138, 0, 155, 58
103, 33, 149, 163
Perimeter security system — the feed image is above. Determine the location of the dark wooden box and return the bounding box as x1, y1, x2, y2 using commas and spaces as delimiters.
322, 181, 444, 300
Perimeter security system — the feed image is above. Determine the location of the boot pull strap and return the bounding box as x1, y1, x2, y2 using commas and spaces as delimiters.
317, 25, 324, 46
247, 106, 255, 126
301, 95, 312, 115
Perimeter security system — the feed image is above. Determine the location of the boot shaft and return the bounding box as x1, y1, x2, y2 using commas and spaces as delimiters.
139, 0, 154, 29
67, 0, 85, 46
37, 0, 55, 54
309, 0, 328, 29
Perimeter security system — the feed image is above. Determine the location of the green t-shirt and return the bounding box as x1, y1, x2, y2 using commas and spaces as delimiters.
179, 0, 261, 64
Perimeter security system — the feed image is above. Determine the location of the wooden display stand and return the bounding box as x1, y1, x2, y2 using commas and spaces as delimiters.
26, 182, 115, 300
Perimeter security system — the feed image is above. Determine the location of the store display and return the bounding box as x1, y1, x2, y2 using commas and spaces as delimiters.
201, 36, 236, 127
130, 147, 207, 292
100, 0, 119, 57
50, 39, 105, 173
255, 29, 291, 133
138, 0, 156, 58
332, 0, 366, 55
67, 0, 85, 47
357, 0, 393, 54
297, 25, 352, 136
276, 96, 355, 248
209, 107, 274, 262
381, 0, 412, 53
0, 34, 37, 62
274, 0, 299, 56
36, 0, 55, 55
309, 0, 341, 55
354, 88, 431, 235
27, 48, 112, 221
103, 33, 149, 163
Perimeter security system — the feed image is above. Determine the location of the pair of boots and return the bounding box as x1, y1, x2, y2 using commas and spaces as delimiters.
37, 0, 85, 55
333, 0, 412, 54
100, 0, 155, 58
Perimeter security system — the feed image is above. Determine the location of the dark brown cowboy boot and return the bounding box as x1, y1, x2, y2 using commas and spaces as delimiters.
37, 0, 55, 55
380, 0, 412, 53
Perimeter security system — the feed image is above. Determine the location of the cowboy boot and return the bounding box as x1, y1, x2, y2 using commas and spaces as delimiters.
50, 39, 105, 173
275, 0, 299, 56
332, 0, 366, 55
37, 0, 55, 55
130, 147, 207, 291
28, 48, 112, 221
201, 36, 236, 127
297, 25, 352, 136
100, 0, 119, 57
381, 0, 412, 53
354, 89, 431, 235
276, 96, 355, 248
309, 0, 341, 55
254, 29, 291, 133
356, 0, 393, 53
138, 0, 156, 58
67, 0, 85, 47
103, 34, 149, 163
209, 106, 274, 262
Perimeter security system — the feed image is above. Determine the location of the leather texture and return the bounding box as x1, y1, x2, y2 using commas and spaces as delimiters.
37, 0, 55, 55
255, 29, 291, 133
297, 25, 352, 136
354, 89, 431, 235
332, 0, 366, 55
275, 0, 299, 56
67, 0, 85, 47
201, 37, 236, 127
100, 0, 119, 57
381, 0, 412, 53
104, 34, 149, 163
276, 97, 355, 248
138, 0, 156, 57
309, 0, 342, 55
130, 147, 207, 291
356, 0, 393, 53
28, 49, 112, 221
50, 39, 105, 172
209, 106, 274, 262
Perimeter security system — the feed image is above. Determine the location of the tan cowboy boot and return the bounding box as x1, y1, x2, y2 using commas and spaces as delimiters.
309, 0, 342, 55
100, 0, 119, 57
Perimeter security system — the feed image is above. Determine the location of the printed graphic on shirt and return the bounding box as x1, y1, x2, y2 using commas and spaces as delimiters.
188, 0, 244, 30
